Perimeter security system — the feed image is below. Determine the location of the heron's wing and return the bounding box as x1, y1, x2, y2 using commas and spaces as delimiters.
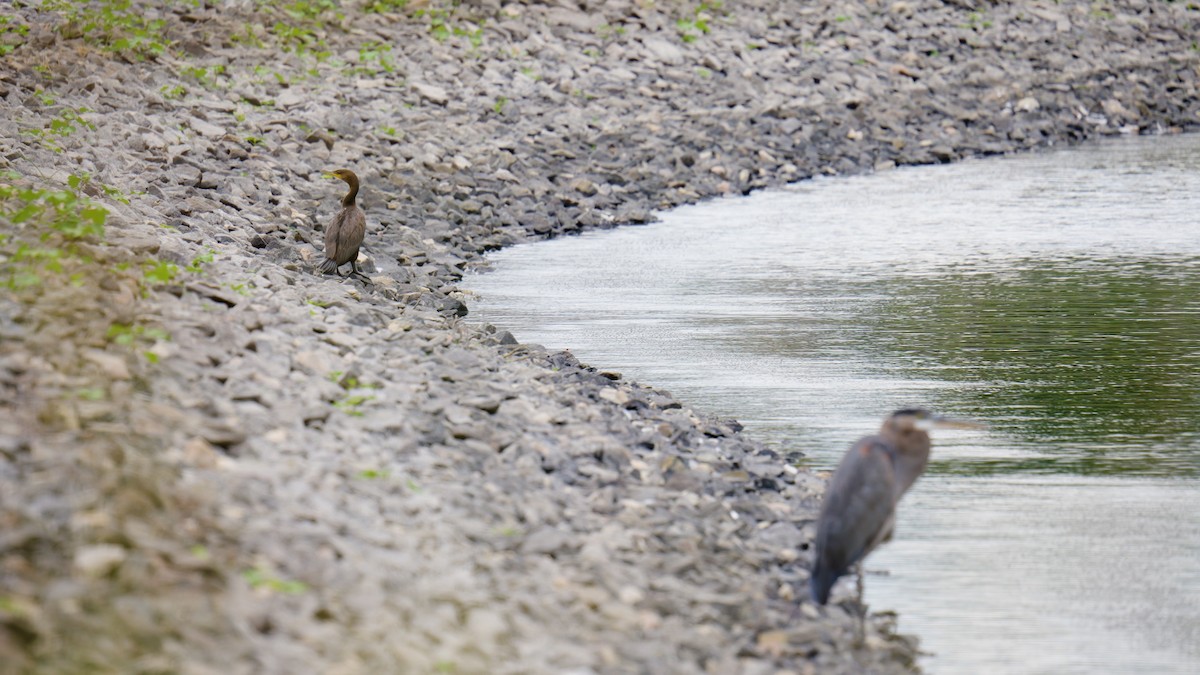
814, 436, 898, 576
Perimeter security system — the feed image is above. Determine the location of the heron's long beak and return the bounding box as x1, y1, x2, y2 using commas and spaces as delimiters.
922, 414, 987, 431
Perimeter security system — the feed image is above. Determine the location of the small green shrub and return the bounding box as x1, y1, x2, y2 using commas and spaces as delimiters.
42, 0, 170, 57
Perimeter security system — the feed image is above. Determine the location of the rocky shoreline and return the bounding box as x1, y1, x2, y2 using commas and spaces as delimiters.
2, 1, 1198, 673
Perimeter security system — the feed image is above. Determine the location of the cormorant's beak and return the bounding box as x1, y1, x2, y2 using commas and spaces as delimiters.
918, 414, 986, 431
321, 170, 337, 179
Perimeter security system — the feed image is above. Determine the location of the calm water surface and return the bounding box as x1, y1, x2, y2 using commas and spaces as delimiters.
464, 135, 1200, 674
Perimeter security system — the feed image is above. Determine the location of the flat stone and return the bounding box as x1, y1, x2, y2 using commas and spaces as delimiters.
412, 82, 449, 105
74, 544, 127, 577
190, 118, 226, 139
82, 349, 131, 380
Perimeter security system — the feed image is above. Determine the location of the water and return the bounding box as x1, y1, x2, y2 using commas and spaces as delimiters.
463, 135, 1200, 674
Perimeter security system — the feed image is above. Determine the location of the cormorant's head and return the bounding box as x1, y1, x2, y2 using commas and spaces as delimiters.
323, 168, 358, 184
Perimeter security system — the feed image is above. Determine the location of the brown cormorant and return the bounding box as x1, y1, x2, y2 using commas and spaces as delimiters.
319, 169, 367, 280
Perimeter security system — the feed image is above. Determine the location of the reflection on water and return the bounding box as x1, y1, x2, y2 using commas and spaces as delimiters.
464, 135, 1200, 673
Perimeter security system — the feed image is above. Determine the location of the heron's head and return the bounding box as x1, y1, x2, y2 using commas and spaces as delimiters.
885, 408, 985, 435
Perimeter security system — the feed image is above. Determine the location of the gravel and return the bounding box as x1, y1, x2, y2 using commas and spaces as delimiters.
1, 1, 1197, 673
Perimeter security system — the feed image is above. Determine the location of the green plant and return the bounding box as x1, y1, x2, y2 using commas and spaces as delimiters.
106, 322, 170, 362
76, 387, 106, 400
185, 248, 215, 274
333, 393, 374, 417
354, 40, 395, 74
160, 84, 185, 99
676, 2, 722, 43
282, 0, 342, 22
142, 259, 178, 285
595, 23, 625, 41
492, 96, 508, 114
180, 64, 227, 89
23, 106, 97, 153
106, 322, 170, 346
243, 567, 309, 594
230, 21, 266, 48
1, 174, 107, 252
69, 172, 130, 205
416, 7, 484, 48
364, 0, 408, 12
963, 11, 993, 30
270, 21, 328, 57
0, 15, 30, 56
43, 0, 170, 57
357, 468, 389, 479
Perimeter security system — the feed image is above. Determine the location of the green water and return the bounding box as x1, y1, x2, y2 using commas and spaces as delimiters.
466, 134, 1200, 673
869, 260, 1200, 477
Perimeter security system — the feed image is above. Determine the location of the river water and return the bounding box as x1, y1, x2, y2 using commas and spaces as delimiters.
463, 135, 1200, 674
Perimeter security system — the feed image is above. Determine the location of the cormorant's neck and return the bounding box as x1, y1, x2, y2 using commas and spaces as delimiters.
341, 175, 359, 207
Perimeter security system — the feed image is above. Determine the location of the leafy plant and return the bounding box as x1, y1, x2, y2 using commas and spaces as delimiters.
282, 0, 342, 22
142, 259, 178, 285
595, 23, 625, 42
676, 2, 722, 43
186, 248, 215, 274
333, 393, 374, 417
0, 15, 30, 56
106, 322, 170, 346
364, 0, 408, 13
23, 106, 97, 153
416, 7, 484, 48
354, 40, 395, 74
180, 64, 227, 89
42, 0, 170, 57
243, 567, 309, 594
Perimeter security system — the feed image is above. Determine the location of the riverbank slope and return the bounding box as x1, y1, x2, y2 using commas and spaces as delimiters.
2, 1, 1197, 673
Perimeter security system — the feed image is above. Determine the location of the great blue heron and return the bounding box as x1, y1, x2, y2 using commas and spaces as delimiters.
319, 169, 368, 281
810, 408, 983, 606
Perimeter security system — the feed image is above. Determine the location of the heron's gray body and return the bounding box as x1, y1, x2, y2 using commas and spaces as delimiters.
810, 410, 936, 605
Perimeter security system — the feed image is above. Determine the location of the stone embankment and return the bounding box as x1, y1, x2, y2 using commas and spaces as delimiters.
1, 1, 1197, 673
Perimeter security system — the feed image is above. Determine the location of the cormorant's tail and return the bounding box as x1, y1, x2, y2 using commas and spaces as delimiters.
318, 258, 338, 274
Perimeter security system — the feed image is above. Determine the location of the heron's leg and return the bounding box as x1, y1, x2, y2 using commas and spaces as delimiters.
856, 563, 867, 644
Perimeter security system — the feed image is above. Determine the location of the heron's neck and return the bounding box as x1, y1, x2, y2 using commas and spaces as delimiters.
341, 176, 359, 207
